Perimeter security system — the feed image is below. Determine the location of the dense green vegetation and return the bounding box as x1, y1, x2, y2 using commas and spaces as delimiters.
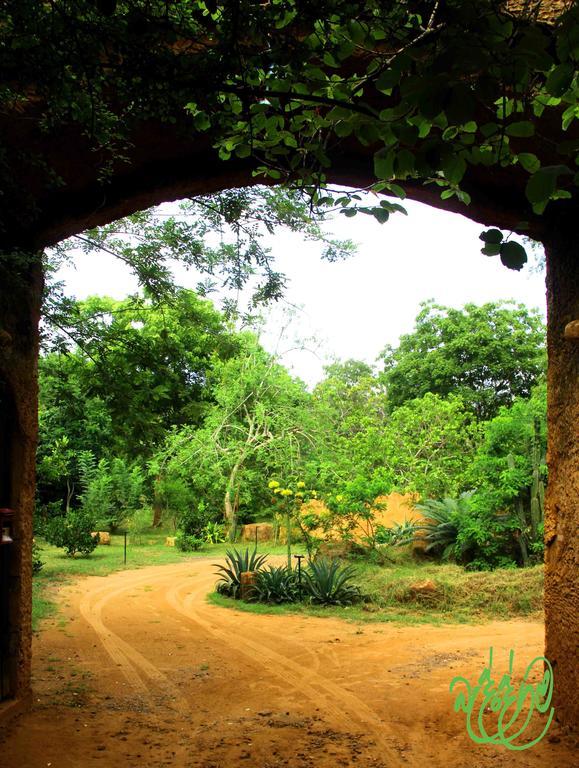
31, 190, 549, 648
3, 2, 579, 268
35, 201, 547, 578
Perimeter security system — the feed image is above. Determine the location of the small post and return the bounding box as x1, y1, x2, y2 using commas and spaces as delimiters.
255, 525, 258, 548
124, 531, 127, 565
240, 571, 257, 601
294, 554, 305, 601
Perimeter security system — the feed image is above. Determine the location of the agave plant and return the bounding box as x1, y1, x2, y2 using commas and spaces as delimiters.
377, 517, 420, 546
214, 547, 268, 598
304, 558, 361, 605
253, 565, 299, 604
414, 492, 474, 560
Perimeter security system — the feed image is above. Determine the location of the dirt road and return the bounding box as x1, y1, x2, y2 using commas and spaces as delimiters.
1, 560, 575, 767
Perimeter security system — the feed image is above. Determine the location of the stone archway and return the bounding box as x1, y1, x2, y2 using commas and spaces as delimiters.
0, 169, 576, 731
0, 0, 576, 733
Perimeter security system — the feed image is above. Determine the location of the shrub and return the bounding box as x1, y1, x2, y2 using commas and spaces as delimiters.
178, 500, 213, 538
128, 506, 153, 545
175, 532, 203, 552
304, 558, 361, 605
413, 493, 472, 561
203, 521, 226, 544
376, 518, 419, 546
214, 547, 268, 598
253, 565, 299, 604
414, 492, 515, 569
32, 540, 44, 574
44, 510, 98, 557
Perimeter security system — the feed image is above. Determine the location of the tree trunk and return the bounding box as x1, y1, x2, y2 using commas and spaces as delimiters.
544, 217, 579, 732
0, 252, 43, 705
224, 460, 243, 542
152, 475, 164, 528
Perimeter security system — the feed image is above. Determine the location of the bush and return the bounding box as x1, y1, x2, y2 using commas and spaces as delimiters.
178, 500, 214, 538
175, 532, 203, 552
128, 506, 153, 545
414, 492, 515, 569
253, 565, 299, 604
32, 540, 44, 574
44, 510, 98, 557
203, 521, 226, 543
304, 558, 361, 605
376, 518, 419, 546
214, 547, 268, 598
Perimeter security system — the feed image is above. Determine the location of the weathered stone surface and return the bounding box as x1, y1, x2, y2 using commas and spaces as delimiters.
0, 257, 42, 707
544, 220, 579, 731
165, 537, 176, 547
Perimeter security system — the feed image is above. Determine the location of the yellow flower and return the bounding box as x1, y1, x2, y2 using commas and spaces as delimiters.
336, 494, 344, 502
281, 488, 293, 496
273, 487, 282, 494
268, 480, 280, 489
311, 490, 318, 498
296, 481, 306, 489
296, 491, 304, 498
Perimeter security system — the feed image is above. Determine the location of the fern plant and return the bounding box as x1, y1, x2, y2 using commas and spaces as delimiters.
214, 547, 268, 598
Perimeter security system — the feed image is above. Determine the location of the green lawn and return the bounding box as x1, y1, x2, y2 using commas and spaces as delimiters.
32, 533, 297, 631
32, 535, 544, 630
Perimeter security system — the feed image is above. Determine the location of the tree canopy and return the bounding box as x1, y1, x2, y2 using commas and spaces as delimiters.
380, 300, 546, 420
1, 1, 578, 258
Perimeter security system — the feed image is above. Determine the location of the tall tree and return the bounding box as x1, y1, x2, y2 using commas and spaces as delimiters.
41, 290, 240, 457
159, 334, 313, 538
380, 300, 546, 420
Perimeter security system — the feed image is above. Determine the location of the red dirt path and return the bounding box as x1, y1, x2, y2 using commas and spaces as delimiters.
1, 559, 575, 767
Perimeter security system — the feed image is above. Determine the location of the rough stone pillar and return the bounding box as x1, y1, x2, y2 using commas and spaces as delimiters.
543, 220, 579, 731
0, 252, 43, 707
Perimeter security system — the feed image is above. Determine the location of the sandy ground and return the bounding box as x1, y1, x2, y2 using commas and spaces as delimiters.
1, 559, 576, 768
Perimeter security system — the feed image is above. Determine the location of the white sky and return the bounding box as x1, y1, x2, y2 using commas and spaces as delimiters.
55, 195, 546, 389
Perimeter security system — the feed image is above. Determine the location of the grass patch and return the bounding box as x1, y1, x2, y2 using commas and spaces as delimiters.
32, 579, 58, 632
32, 534, 302, 631
208, 590, 444, 625
358, 559, 544, 621
208, 555, 544, 625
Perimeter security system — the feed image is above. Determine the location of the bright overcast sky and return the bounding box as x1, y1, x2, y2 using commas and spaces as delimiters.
55, 194, 546, 389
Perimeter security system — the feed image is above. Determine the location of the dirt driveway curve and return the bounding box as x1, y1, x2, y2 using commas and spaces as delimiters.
1, 559, 575, 767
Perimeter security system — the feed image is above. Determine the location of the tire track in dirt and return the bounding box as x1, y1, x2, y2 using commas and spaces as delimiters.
78, 566, 193, 714
165, 575, 409, 765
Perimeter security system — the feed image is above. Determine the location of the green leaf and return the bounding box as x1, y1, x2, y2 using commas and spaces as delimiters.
442, 155, 467, 185
372, 207, 390, 224
500, 241, 527, 271
481, 243, 501, 257
505, 121, 535, 138
376, 69, 400, 93
374, 148, 395, 179
479, 229, 504, 245
545, 63, 575, 98
193, 111, 211, 131
525, 166, 572, 204
517, 153, 540, 173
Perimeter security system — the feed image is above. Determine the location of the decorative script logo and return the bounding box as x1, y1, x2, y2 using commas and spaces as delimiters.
449, 647, 555, 751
